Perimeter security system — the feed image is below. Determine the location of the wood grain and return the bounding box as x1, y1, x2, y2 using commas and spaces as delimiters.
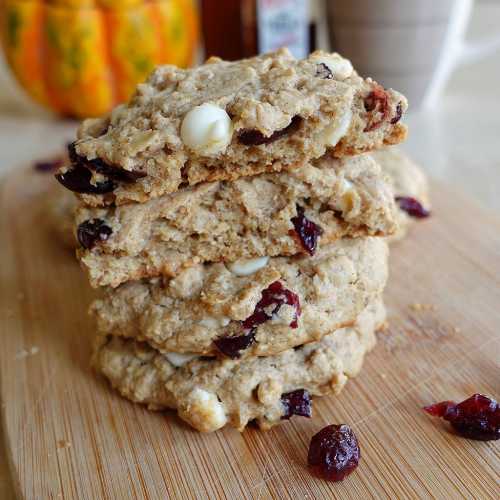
1, 168, 499, 499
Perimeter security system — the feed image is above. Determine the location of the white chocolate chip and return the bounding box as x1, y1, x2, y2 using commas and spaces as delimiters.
226, 256, 269, 276
322, 108, 353, 148
199, 316, 231, 329
180, 388, 227, 432
180, 103, 233, 155
312, 53, 353, 80
164, 352, 198, 367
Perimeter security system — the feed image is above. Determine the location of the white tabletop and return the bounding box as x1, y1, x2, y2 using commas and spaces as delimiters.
0, 2, 499, 497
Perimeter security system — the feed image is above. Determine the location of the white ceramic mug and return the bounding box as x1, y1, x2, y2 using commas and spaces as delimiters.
326, 0, 500, 109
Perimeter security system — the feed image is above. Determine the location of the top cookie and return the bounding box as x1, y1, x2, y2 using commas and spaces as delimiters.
56, 48, 408, 206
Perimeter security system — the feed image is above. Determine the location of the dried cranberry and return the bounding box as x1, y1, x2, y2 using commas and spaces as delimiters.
390, 102, 403, 124
308, 424, 360, 482
67, 142, 79, 163
238, 115, 302, 146
214, 281, 301, 358
395, 196, 430, 218
316, 63, 333, 79
77, 219, 113, 249
34, 158, 64, 172
424, 394, 500, 441
68, 142, 145, 184
90, 158, 145, 183
363, 86, 386, 112
243, 281, 301, 330
363, 85, 389, 132
55, 165, 115, 194
281, 389, 312, 419
214, 328, 256, 359
290, 204, 323, 256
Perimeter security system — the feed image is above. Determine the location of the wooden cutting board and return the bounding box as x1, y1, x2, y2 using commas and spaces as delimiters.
1, 167, 499, 500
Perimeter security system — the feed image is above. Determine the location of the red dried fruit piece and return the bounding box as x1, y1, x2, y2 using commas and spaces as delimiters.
77, 219, 113, 249
390, 102, 403, 124
424, 393, 500, 441
395, 196, 430, 218
308, 424, 360, 482
214, 281, 301, 358
363, 85, 390, 132
243, 281, 301, 330
281, 389, 312, 419
238, 115, 302, 146
290, 204, 323, 256
213, 328, 256, 359
55, 165, 116, 194
423, 400, 455, 417
68, 142, 145, 184
34, 158, 64, 172
316, 63, 333, 79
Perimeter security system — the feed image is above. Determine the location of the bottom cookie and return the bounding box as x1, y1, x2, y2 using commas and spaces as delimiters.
93, 299, 385, 433
371, 148, 430, 241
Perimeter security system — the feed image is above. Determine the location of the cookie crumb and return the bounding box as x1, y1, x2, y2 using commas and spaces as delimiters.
15, 350, 29, 360
17, 292, 25, 301
57, 439, 72, 449
15, 346, 39, 360
409, 302, 436, 312
377, 321, 389, 332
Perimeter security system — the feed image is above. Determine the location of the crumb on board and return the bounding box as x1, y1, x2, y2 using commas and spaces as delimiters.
409, 302, 436, 312
15, 346, 39, 360
16, 292, 25, 301
377, 321, 389, 332
57, 439, 72, 449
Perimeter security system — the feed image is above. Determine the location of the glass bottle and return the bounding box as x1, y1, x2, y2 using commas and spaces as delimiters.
201, 0, 315, 60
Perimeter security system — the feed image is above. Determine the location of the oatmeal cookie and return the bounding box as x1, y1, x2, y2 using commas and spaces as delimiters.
76, 153, 397, 288
93, 299, 385, 432
91, 238, 388, 358
56, 49, 407, 206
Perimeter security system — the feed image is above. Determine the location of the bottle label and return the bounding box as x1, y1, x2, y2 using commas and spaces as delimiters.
256, 0, 309, 59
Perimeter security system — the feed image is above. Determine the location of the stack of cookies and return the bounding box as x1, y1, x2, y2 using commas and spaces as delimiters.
56, 49, 409, 432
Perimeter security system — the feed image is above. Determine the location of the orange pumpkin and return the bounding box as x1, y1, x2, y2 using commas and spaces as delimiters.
0, 0, 199, 118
